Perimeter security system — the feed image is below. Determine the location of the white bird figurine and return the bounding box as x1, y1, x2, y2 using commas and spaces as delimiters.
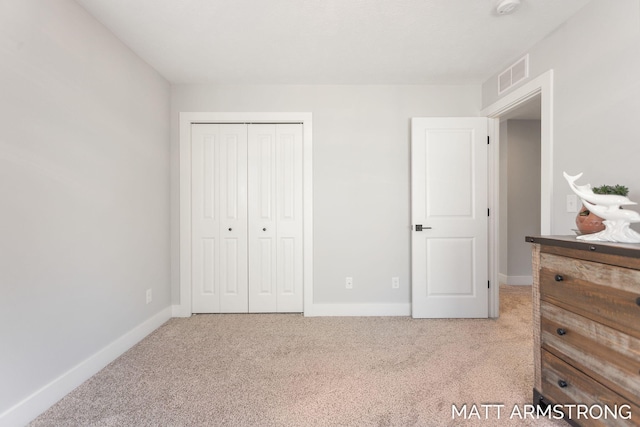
564, 172, 640, 243
582, 200, 640, 223
563, 172, 636, 210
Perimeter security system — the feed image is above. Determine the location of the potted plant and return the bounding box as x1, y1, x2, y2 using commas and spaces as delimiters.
576, 184, 630, 234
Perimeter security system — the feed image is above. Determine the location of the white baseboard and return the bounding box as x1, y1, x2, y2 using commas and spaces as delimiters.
173, 303, 410, 317
304, 303, 411, 317
172, 304, 191, 318
0, 307, 171, 427
499, 274, 532, 286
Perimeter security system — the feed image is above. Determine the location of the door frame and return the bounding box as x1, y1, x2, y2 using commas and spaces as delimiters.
176, 112, 313, 317
481, 70, 554, 318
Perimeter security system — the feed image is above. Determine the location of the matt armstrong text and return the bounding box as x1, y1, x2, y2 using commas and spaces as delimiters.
451, 403, 632, 421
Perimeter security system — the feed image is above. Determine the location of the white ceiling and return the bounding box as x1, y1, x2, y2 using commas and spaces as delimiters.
75, 0, 590, 85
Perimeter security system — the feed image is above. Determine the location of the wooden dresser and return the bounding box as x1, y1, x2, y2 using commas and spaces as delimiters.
527, 236, 640, 426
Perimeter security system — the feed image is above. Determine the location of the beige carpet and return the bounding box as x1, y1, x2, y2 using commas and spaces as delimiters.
31, 286, 564, 426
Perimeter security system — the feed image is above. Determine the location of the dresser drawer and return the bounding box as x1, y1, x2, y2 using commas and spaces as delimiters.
541, 301, 640, 406
540, 253, 640, 340
541, 350, 640, 426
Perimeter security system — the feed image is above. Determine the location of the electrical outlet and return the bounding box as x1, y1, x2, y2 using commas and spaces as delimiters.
566, 194, 578, 213
146, 289, 152, 304
392, 277, 400, 289
345, 277, 353, 289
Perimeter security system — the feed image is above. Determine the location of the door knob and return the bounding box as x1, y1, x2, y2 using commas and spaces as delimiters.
415, 224, 432, 231
228, 228, 232, 231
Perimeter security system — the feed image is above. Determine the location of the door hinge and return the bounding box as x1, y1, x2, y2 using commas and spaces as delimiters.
488, 280, 490, 289
487, 136, 490, 145
488, 208, 490, 216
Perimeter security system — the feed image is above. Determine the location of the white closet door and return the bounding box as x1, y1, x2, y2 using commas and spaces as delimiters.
192, 124, 248, 313
248, 125, 277, 312
275, 124, 304, 312
248, 124, 303, 312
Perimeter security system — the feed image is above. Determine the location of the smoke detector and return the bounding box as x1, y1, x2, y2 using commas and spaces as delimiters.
496, 0, 521, 15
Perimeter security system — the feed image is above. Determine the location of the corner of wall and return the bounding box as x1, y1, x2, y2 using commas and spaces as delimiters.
0, 308, 171, 427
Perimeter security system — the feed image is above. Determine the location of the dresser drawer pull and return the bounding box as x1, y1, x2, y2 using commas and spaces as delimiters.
556, 328, 567, 336
554, 274, 564, 282
558, 380, 568, 388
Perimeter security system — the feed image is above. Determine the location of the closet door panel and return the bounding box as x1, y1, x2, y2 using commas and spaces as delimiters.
275, 124, 304, 312
191, 125, 221, 313
248, 125, 278, 312
192, 124, 248, 313
219, 126, 249, 313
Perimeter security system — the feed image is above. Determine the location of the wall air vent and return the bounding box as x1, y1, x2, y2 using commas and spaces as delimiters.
498, 54, 529, 95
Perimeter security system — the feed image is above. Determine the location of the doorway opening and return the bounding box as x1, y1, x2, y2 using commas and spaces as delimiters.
481, 70, 554, 317
498, 96, 541, 288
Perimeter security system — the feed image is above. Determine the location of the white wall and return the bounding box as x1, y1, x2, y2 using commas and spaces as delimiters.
171, 85, 480, 306
0, 0, 171, 423
483, 0, 640, 234
504, 120, 541, 282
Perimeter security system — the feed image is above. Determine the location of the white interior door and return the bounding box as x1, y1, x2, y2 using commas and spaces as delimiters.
411, 117, 488, 318
191, 124, 248, 313
248, 124, 303, 312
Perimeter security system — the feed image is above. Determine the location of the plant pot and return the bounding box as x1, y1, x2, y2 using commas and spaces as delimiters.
575, 204, 605, 235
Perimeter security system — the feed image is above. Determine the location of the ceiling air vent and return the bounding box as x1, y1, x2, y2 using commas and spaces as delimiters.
498, 54, 529, 95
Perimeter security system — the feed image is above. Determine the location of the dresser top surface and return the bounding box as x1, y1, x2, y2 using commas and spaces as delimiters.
526, 235, 640, 258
